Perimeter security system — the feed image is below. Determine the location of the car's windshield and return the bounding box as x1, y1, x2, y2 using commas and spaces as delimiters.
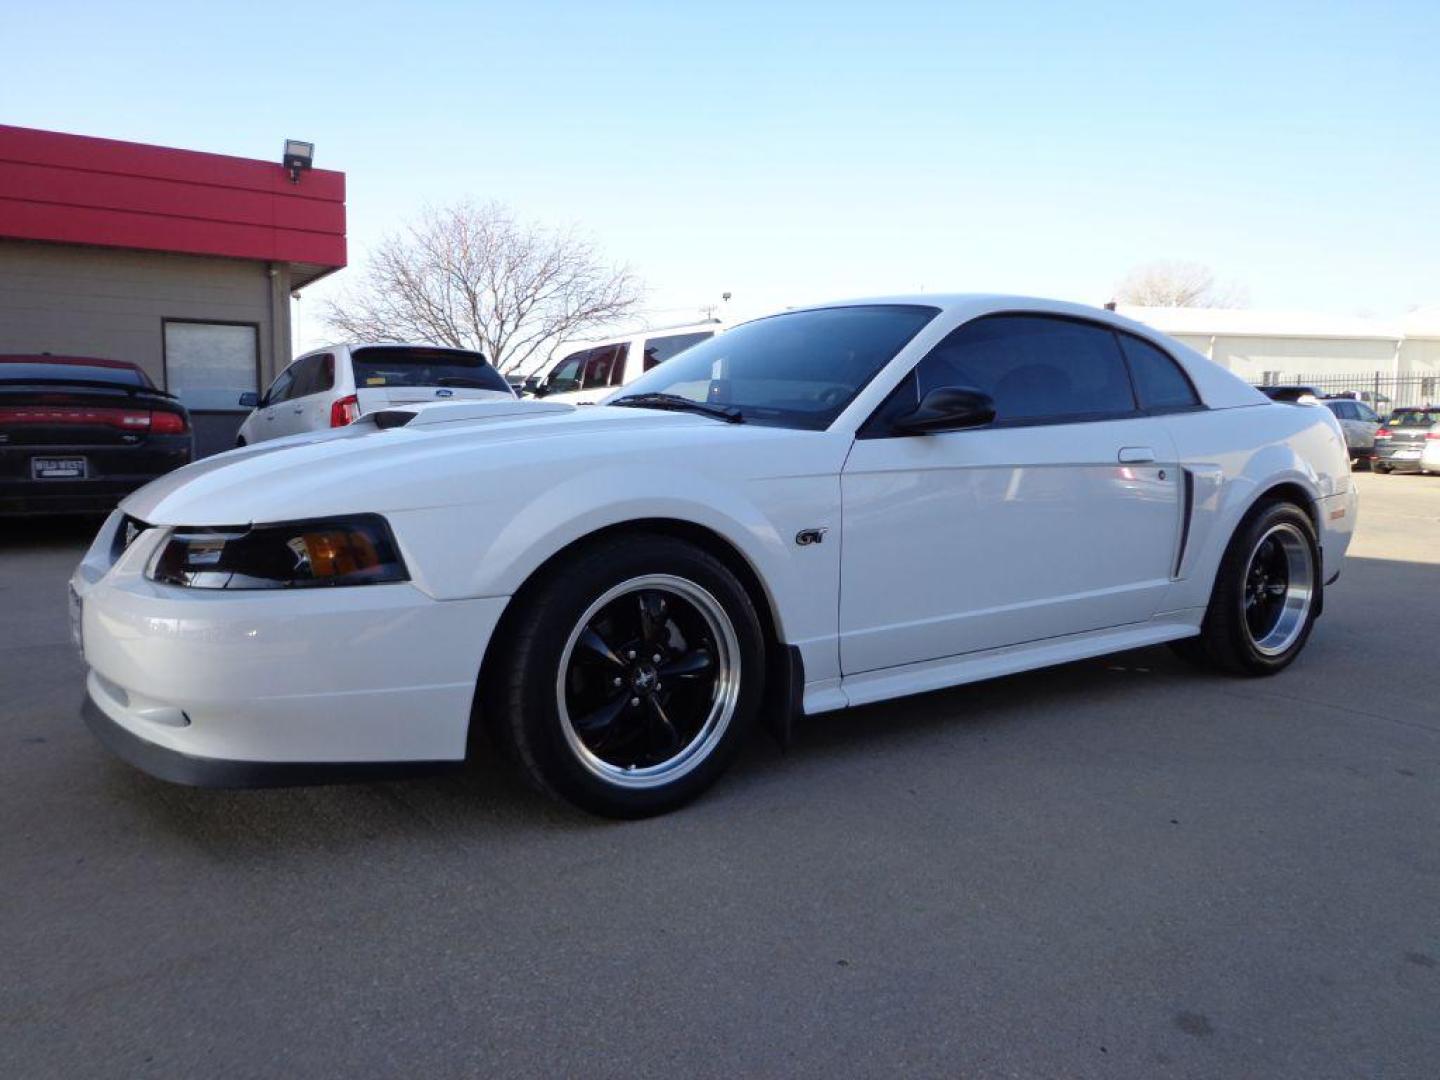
1387, 409, 1440, 427
350, 347, 510, 393
606, 305, 939, 430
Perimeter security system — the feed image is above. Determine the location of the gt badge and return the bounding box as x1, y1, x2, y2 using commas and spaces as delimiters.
795, 528, 828, 547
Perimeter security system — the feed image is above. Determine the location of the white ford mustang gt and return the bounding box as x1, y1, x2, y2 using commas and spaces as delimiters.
71, 296, 1357, 816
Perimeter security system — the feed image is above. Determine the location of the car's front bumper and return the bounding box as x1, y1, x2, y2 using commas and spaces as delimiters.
1317, 487, 1357, 587
81, 692, 461, 787
72, 513, 507, 785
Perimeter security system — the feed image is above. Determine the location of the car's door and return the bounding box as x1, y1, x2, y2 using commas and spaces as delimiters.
839, 314, 1186, 674
572, 343, 629, 403
540, 344, 629, 404
288, 353, 335, 433
268, 354, 323, 437
252, 366, 297, 442
1353, 401, 1380, 450
1326, 399, 1364, 452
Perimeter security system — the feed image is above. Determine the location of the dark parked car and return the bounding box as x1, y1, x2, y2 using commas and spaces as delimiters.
1373, 407, 1440, 474
0, 355, 192, 515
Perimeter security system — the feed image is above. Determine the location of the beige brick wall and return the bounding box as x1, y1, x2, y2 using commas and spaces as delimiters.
0, 239, 290, 389
0, 240, 295, 454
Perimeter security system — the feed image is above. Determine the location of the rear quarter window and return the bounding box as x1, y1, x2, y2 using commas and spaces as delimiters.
1116, 333, 1200, 411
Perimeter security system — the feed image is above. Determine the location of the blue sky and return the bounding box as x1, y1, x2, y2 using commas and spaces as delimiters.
8, 1, 1438, 350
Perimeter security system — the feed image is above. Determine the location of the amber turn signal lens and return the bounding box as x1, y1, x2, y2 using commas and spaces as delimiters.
299, 529, 381, 578
150, 515, 407, 590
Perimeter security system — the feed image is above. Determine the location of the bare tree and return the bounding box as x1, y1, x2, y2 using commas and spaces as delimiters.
1114, 260, 1248, 308
323, 200, 643, 373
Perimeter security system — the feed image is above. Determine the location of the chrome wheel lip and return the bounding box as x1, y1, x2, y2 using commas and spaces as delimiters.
1243, 522, 1314, 657
556, 574, 740, 790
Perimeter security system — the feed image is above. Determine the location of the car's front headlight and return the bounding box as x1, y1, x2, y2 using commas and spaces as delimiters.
148, 515, 408, 589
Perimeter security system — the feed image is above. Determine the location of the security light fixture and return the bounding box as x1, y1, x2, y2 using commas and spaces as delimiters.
283, 139, 314, 183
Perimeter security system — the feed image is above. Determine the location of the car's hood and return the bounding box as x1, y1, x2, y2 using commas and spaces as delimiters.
122, 399, 797, 526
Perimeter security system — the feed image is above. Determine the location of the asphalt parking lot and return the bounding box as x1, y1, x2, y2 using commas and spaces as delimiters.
2, 472, 1437, 1079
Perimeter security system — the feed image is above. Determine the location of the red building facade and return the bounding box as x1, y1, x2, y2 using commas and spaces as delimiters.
0, 124, 347, 454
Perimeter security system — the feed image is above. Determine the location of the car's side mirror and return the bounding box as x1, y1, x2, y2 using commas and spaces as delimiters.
893, 386, 996, 434
238, 391, 260, 409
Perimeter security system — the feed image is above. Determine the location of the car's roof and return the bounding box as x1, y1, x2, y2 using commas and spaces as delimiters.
768, 292, 1212, 348
779, 293, 1269, 412
784, 292, 1092, 310
304, 342, 491, 354
774, 293, 1173, 331
0, 354, 141, 370
554, 320, 723, 354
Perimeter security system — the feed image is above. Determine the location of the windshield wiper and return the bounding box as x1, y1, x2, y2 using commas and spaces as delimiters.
610, 393, 744, 423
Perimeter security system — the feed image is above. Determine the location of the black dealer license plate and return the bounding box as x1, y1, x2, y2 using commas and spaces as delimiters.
31, 457, 87, 479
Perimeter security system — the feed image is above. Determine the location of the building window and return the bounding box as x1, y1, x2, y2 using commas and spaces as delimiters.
163, 320, 260, 411
1261, 370, 1281, 386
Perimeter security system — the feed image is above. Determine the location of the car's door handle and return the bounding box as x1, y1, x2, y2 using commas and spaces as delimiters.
1118, 446, 1156, 464
292, 408, 304, 414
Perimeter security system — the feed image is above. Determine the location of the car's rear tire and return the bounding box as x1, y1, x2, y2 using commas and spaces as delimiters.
1374, 463, 1390, 473
1172, 500, 1321, 677
485, 533, 766, 817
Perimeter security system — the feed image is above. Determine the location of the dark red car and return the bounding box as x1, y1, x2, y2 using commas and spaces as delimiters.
0, 355, 192, 515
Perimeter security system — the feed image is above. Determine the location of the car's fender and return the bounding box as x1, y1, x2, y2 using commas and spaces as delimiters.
384, 437, 851, 687
1163, 402, 1350, 611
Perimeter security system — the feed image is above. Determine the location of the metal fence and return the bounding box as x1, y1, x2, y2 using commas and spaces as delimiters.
1251, 372, 1439, 410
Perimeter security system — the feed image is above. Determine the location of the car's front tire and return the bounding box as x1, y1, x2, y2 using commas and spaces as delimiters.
485, 533, 766, 817
1173, 500, 1321, 676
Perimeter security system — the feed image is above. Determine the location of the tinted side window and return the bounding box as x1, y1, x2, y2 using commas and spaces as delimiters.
915, 315, 1136, 423
1356, 403, 1379, 422
582, 344, 627, 389
548, 350, 587, 392
1117, 333, 1199, 411
643, 331, 712, 371
288, 354, 324, 398
265, 366, 297, 405
299, 353, 335, 396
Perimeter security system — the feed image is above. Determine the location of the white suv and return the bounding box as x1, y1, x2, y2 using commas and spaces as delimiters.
528, 322, 720, 404
237, 344, 514, 446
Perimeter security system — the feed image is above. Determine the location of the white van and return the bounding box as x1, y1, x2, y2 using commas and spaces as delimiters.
528, 321, 720, 404
236, 343, 515, 446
